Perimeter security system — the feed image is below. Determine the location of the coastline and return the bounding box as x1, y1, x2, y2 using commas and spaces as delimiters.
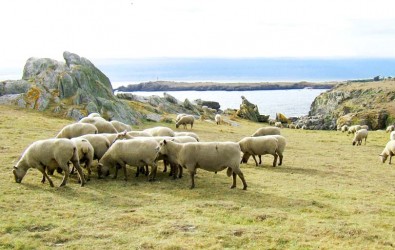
114, 80, 337, 92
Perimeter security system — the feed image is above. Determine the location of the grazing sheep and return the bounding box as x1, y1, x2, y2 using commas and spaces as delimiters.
379, 140, 395, 164
144, 126, 175, 137
157, 140, 247, 190
348, 125, 362, 134
70, 138, 94, 180
12, 139, 86, 187
301, 125, 307, 130
274, 122, 283, 128
390, 131, 395, 141
127, 131, 153, 137
340, 125, 349, 133
79, 134, 111, 161
176, 114, 186, 122
268, 119, 276, 126
174, 132, 200, 142
288, 124, 296, 129
251, 127, 281, 137
110, 120, 132, 132
55, 123, 98, 139
239, 136, 279, 167
215, 114, 222, 125
263, 135, 286, 166
360, 125, 369, 130
98, 138, 159, 181
79, 117, 118, 134
176, 115, 195, 129
386, 125, 394, 133
352, 129, 368, 146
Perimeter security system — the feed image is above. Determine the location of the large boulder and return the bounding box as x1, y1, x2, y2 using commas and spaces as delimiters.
1, 51, 142, 125
236, 96, 269, 122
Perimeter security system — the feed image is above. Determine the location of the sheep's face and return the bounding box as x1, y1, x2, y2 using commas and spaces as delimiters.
379, 154, 387, 163
97, 163, 110, 178
241, 153, 250, 164
157, 140, 168, 156
175, 123, 180, 129
12, 166, 26, 183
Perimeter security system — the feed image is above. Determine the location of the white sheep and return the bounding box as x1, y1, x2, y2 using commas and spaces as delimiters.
144, 126, 175, 137
251, 127, 281, 137
157, 140, 247, 190
360, 125, 369, 130
98, 138, 159, 181
274, 122, 283, 128
110, 120, 132, 132
215, 114, 222, 125
352, 129, 368, 146
348, 125, 361, 134
340, 125, 349, 133
268, 119, 276, 126
55, 123, 98, 139
79, 117, 118, 134
390, 131, 395, 141
386, 125, 394, 133
127, 131, 153, 137
176, 115, 195, 129
87, 113, 102, 118
99, 131, 133, 145
174, 132, 200, 142
379, 140, 395, 164
79, 134, 111, 161
70, 138, 94, 180
176, 114, 186, 122
12, 138, 86, 187
239, 136, 278, 167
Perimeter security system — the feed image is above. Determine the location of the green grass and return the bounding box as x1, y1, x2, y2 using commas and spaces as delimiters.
1, 105, 394, 249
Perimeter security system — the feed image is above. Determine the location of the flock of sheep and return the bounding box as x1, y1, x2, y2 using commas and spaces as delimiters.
12, 113, 287, 190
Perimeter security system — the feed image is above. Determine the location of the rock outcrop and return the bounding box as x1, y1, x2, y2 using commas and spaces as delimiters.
0, 52, 143, 124
296, 80, 395, 130
235, 96, 269, 122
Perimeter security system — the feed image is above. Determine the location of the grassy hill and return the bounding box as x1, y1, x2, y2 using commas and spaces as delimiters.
1, 105, 394, 249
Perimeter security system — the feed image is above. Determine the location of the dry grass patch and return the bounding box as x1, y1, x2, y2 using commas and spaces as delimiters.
0, 105, 394, 249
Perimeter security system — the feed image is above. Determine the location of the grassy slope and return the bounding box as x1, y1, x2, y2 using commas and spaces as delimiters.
0, 105, 394, 249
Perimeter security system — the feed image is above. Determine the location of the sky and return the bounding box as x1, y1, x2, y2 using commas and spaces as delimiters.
1, 0, 395, 76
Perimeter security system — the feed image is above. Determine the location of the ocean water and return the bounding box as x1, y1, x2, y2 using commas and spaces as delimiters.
122, 89, 328, 119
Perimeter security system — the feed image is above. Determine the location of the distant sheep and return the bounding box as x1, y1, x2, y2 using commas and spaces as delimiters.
251, 127, 281, 137
239, 136, 278, 167
352, 129, 368, 146
12, 138, 86, 187
70, 138, 94, 180
348, 125, 361, 134
144, 126, 175, 137
360, 125, 369, 130
79, 134, 111, 161
379, 140, 395, 164
386, 125, 394, 133
127, 131, 153, 137
340, 125, 349, 133
98, 138, 159, 181
288, 124, 296, 129
176, 114, 186, 122
215, 114, 222, 125
174, 132, 200, 142
157, 140, 247, 190
390, 131, 395, 141
274, 122, 283, 128
88, 113, 102, 118
55, 123, 98, 139
268, 119, 276, 126
176, 115, 195, 129
79, 117, 118, 134
110, 120, 132, 132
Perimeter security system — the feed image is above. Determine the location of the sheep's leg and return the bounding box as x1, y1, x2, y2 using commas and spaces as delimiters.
277, 153, 283, 166
148, 163, 157, 181
85, 159, 92, 181
38, 165, 54, 187
163, 159, 168, 173
120, 163, 128, 181
58, 164, 70, 187
251, 155, 259, 166
272, 154, 278, 167
135, 166, 141, 177
258, 155, 262, 165
113, 164, 119, 179
178, 165, 183, 179
389, 155, 392, 164
231, 172, 237, 189
189, 170, 195, 189
71, 160, 86, 187
232, 168, 247, 190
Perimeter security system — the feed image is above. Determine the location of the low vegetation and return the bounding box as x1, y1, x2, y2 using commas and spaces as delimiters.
1, 105, 394, 249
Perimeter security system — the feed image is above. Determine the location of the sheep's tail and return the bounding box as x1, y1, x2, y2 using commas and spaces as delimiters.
226, 167, 233, 177
81, 139, 90, 155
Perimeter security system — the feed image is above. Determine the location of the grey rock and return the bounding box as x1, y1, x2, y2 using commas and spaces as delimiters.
146, 113, 162, 122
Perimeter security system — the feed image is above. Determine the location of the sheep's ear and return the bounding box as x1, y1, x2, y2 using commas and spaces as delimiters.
121, 130, 127, 136
163, 140, 167, 145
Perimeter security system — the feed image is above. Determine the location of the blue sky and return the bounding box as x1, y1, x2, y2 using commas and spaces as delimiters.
1, 0, 395, 79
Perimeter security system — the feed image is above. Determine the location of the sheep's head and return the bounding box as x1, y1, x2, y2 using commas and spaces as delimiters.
241, 153, 251, 164
12, 166, 26, 183
157, 140, 168, 156
97, 163, 110, 178
175, 123, 180, 129
379, 154, 387, 163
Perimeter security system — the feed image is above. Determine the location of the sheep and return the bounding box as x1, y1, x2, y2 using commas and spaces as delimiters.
176, 115, 195, 129
12, 138, 86, 187
390, 131, 395, 141
288, 124, 296, 129
274, 122, 283, 128
127, 131, 153, 137
352, 129, 368, 146
340, 125, 349, 133
174, 132, 200, 142
55, 123, 98, 139
215, 114, 222, 125
79, 134, 111, 161
79, 117, 118, 134
379, 140, 395, 164
268, 119, 276, 126
156, 140, 247, 190
100, 131, 133, 145
239, 136, 278, 167
386, 125, 394, 133
360, 125, 369, 130
348, 125, 361, 134
144, 126, 175, 137
110, 120, 132, 132
70, 138, 94, 180
98, 138, 159, 181
88, 113, 102, 118
251, 127, 281, 137
176, 114, 186, 122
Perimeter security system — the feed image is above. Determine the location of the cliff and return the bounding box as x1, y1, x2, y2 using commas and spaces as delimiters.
300, 79, 395, 130
115, 81, 335, 92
